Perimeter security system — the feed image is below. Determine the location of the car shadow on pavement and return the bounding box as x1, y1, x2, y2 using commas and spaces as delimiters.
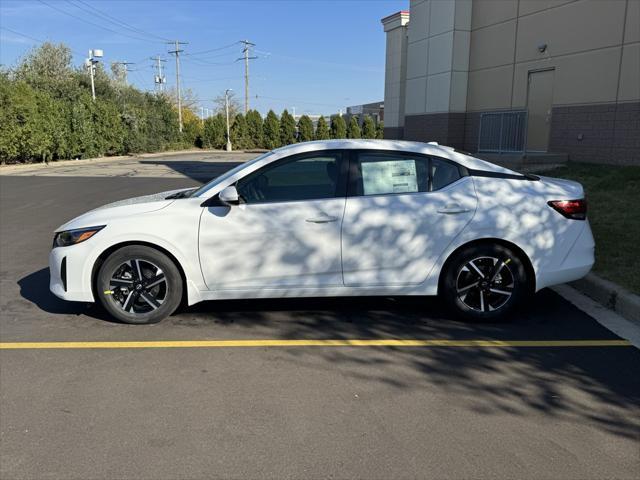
178, 290, 640, 441
17, 268, 114, 322
138, 160, 242, 183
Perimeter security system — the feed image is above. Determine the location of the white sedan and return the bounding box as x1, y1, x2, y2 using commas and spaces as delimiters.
49, 140, 594, 324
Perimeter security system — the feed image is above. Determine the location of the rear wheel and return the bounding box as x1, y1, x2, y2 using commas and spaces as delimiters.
96, 246, 183, 324
440, 243, 529, 322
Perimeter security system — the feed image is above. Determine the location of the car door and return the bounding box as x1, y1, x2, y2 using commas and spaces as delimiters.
198, 151, 348, 290
341, 151, 477, 286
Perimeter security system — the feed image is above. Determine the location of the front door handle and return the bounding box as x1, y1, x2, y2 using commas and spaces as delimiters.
306, 215, 338, 223
437, 204, 470, 214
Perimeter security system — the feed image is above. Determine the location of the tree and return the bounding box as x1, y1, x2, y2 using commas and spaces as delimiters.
230, 113, 249, 149
330, 115, 346, 139
376, 120, 384, 139
246, 110, 264, 148
362, 115, 376, 139
14, 42, 73, 92
202, 113, 226, 149
297, 115, 314, 142
315, 115, 330, 140
347, 116, 361, 139
280, 109, 296, 145
263, 110, 280, 149
213, 90, 240, 117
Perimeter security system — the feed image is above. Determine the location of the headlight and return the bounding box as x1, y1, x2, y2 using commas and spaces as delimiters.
53, 226, 105, 248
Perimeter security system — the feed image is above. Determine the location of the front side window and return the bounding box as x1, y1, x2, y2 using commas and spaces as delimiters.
236, 153, 343, 204
352, 152, 461, 196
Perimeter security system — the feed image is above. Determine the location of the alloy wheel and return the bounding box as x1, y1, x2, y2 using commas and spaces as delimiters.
108, 259, 168, 314
455, 256, 515, 312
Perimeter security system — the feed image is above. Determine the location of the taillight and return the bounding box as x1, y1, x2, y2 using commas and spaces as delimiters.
548, 199, 587, 220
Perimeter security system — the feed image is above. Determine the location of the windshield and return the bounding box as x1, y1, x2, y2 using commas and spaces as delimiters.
190, 151, 274, 197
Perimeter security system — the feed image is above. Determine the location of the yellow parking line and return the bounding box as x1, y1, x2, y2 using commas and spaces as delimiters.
0, 339, 631, 349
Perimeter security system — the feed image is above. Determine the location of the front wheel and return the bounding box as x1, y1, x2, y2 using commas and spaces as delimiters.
440, 243, 530, 322
96, 245, 183, 324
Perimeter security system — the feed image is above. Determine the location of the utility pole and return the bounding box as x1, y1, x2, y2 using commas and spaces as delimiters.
168, 40, 188, 132
225, 89, 233, 152
237, 40, 257, 114
85, 49, 103, 101
112, 61, 134, 86
151, 55, 167, 92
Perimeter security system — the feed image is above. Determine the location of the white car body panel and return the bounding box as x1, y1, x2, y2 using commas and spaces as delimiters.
49, 140, 594, 307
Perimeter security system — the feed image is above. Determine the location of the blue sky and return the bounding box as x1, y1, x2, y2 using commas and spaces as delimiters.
0, 0, 406, 115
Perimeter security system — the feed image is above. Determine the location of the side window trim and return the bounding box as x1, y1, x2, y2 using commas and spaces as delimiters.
235, 149, 348, 205
347, 150, 464, 197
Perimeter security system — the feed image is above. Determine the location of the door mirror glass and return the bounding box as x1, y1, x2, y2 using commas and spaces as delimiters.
218, 185, 240, 205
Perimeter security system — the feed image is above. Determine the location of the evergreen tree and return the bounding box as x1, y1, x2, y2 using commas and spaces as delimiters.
362, 115, 376, 139
297, 115, 314, 142
315, 115, 330, 140
230, 113, 248, 149
245, 110, 264, 149
330, 115, 346, 139
347, 116, 361, 139
202, 113, 226, 149
263, 110, 281, 149
280, 109, 297, 145
376, 120, 384, 139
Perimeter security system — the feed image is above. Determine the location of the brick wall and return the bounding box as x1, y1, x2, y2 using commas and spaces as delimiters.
549, 102, 639, 165
402, 113, 466, 149
384, 103, 639, 165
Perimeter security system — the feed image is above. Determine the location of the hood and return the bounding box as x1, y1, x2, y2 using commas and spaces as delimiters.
55, 187, 192, 232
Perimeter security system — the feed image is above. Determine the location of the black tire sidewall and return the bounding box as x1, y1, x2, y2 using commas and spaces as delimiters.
441, 243, 529, 322
97, 246, 183, 324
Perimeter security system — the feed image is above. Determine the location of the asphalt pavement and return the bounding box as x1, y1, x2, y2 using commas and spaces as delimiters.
1, 153, 639, 480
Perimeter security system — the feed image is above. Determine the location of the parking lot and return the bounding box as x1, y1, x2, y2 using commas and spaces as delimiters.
1, 152, 639, 479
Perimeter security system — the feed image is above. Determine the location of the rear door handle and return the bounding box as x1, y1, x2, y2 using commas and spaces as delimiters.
437, 204, 470, 214
306, 215, 338, 223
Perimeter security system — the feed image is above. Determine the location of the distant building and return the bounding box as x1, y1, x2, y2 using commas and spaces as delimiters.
346, 101, 384, 125
382, 1, 639, 164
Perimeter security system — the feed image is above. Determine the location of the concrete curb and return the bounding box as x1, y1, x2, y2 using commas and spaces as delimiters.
570, 273, 640, 326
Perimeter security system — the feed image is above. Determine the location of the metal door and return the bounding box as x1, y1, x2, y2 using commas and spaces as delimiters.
526, 69, 554, 152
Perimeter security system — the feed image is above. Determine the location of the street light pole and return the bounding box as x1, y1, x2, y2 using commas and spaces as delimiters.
225, 89, 233, 152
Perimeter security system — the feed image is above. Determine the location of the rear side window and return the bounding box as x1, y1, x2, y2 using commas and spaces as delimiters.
431, 158, 461, 190
350, 152, 461, 196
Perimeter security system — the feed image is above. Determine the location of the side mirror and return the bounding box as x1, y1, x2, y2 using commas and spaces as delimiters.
218, 185, 240, 205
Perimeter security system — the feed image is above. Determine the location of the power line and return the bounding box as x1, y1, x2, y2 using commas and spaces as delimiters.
70, 0, 171, 42
187, 41, 240, 57
37, 0, 161, 44
0, 26, 85, 57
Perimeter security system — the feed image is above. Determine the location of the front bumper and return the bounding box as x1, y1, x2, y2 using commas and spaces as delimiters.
49, 246, 95, 302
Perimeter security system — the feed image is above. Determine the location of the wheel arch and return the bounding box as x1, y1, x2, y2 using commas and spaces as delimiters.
437, 237, 536, 295
91, 241, 189, 307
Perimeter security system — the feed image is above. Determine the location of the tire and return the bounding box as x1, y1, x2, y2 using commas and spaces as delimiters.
439, 243, 529, 322
96, 245, 183, 324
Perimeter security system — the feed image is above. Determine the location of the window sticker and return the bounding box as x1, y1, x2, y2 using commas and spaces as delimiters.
361, 159, 418, 195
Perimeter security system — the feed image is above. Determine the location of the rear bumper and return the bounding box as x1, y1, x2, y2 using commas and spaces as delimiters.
49, 246, 95, 302
537, 220, 595, 290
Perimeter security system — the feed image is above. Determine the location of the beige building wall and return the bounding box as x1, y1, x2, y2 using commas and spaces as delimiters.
382, 11, 410, 138
467, 0, 639, 111
382, 0, 639, 164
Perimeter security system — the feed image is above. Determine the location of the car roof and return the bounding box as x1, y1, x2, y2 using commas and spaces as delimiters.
268, 139, 516, 174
